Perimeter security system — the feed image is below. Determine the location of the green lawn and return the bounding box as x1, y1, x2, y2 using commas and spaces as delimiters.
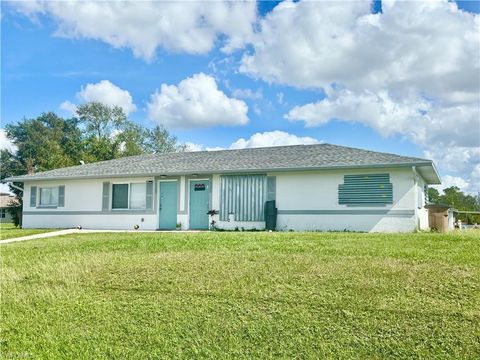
0, 223, 55, 240
1, 231, 479, 359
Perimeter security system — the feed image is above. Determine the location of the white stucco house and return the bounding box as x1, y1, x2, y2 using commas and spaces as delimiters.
5, 144, 441, 232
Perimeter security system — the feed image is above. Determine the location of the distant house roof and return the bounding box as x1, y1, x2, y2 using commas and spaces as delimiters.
0, 194, 19, 208
4, 143, 441, 184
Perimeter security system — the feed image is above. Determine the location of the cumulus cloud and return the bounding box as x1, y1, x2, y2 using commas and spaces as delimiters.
0, 129, 17, 153
147, 73, 249, 129
59, 100, 77, 115
245, 0, 479, 192
432, 175, 469, 192
185, 131, 320, 152
60, 80, 137, 116
76, 80, 137, 115
11, 0, 256, 61
241, 0, 479, 104
229, 130, 319, 149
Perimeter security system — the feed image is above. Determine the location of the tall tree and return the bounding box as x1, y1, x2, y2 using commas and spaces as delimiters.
144, 125, 186, 153
4, 112, 83, 173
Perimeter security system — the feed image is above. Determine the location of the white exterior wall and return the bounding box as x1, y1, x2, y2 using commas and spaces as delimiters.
271, 167, 417, 233
22, 166, 420, 232
414, 172, 429, 230
23, 177, 158, 230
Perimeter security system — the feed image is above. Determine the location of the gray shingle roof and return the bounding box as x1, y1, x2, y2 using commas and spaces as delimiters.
5, 143, 439, 183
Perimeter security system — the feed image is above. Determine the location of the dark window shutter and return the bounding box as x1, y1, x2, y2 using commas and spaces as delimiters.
58, 186, 65, 207
102, 182, 110, 211
30, 186, 37, 207
267, 176, 276, 201
146, 181, 153, 210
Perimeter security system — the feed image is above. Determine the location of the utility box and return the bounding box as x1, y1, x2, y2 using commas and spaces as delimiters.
264, 200, 277, 231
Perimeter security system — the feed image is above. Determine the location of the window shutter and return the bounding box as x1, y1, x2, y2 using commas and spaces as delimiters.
58, 186, 65, 207
30, 186, 37, 207
267, 176, 276, 201
102, 182, 110, 211
146, 181, 153, 210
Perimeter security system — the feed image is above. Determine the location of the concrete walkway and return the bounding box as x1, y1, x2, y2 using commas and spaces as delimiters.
0, 229, 201, 244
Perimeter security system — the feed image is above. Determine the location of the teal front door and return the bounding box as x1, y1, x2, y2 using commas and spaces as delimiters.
159, 181, 177, 230
189, 180, 210, 230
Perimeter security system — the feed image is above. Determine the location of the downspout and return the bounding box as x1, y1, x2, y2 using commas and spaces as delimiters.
5, 182, 24, 193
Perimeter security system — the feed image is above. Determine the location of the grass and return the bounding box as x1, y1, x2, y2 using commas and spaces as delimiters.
0, 223, 55, 240
1, 231, 479, 359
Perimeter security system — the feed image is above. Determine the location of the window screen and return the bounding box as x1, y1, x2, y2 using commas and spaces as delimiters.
220, 175, 266, 221
338, 173, 393, 205
112, 184, 129, 209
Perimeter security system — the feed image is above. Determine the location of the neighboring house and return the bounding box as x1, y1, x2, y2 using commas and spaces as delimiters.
5, 144, 441, 232
0, 193, 19, 223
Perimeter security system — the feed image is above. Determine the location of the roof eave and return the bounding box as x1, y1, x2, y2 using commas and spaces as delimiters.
3, 161, 435, 182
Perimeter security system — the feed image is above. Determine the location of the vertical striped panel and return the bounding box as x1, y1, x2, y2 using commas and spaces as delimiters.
145, 181, 153, 210
220, 175, 266, 221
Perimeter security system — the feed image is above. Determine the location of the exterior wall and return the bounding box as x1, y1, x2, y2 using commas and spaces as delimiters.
21, 166, 419, 232
271, 167, 416, 233
23, 177, 158, 230
414, 171, 429, 230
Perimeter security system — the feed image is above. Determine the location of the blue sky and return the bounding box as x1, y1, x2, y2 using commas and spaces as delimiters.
1, 1, 479, 192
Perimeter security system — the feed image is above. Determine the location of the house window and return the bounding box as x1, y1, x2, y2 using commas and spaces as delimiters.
39, 187, 59, 206
130, 183, 146, 209
112, 183, 147, 210
0, 210, 5, 218
338, 173, 393, 206
220, 175, 267, 221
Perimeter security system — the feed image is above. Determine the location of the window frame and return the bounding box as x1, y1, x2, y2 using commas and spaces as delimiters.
111, 182, 147, 210
38, 186, 59, 207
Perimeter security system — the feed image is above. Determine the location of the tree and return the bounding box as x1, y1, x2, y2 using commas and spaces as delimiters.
76, 102, 126, 140
144, 125, 186, 153
4, 112, 83, 173
427, 187, 440, 204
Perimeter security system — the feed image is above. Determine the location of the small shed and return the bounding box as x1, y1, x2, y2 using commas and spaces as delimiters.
425, 204, 454, 232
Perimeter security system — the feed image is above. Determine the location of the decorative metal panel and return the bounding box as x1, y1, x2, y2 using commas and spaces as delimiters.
220, 175, 267, 221
338, 173, 393, 205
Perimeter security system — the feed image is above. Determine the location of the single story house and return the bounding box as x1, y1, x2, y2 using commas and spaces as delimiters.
5, 144, 441, 232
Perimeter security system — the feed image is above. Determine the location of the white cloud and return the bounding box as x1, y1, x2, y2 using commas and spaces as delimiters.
241, 0, 479, 105
184, 142, 204, 152
229, 130, 319, 149
432, 175, 469, 193
59, 100, 77, 115
147, 73, 249, 129
12, 1, 256, 61
185, 131, 320, 152
0, 183, 13, 194
247, 1, 479, 193
0, 129, 17, 153
232, 88, 263, 100
76, 80, 137, 115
